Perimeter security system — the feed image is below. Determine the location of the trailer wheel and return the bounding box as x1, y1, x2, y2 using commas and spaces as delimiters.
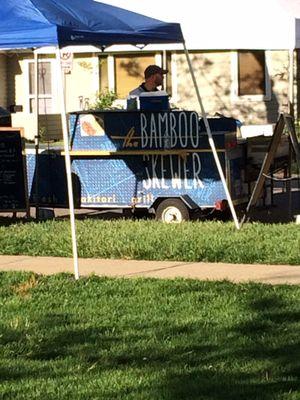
155, 199, 190, 223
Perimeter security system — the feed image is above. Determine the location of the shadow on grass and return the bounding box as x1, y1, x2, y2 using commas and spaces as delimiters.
1, 277, 300, 399
160, 292, 300, 399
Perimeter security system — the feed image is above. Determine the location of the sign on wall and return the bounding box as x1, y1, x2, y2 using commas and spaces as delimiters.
60, 51, 73, 74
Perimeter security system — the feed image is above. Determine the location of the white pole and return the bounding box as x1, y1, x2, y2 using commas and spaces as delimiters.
34, 50, 39, 218
55, 48, 80, 279
183, 41, 240, 229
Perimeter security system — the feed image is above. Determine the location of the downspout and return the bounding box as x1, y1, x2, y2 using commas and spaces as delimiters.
288, 48, 295, 117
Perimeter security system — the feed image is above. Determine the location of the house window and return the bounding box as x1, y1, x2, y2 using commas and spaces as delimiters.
98, 53, 171, 100
28, 61, 54, 114
114, 54, 155, 99
238, 50, 266, 96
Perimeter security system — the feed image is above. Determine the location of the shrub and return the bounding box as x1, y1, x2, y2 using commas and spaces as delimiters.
91, 90, 118, 110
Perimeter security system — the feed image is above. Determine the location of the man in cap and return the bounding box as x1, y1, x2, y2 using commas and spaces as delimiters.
129, 64, 168, 96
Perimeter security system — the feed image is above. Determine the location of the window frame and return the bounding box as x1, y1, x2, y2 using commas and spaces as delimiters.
99, 52, 173, 101
24, 58, 58, 114
231, 50, 271, 102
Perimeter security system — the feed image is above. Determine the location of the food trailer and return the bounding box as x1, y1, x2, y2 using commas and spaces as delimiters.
26, 109, 248, 222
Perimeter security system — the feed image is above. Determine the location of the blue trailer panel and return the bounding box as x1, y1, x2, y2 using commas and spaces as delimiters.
71, 152, 227, 208
26, 110, 247, 219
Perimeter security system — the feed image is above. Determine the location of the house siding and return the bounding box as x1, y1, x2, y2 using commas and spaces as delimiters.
8, 53, 36, 139
175, 50, 289, 125
64, 53, 98, 112
3, 49, 293, 139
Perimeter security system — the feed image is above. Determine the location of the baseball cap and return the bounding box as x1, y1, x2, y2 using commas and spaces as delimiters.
144, 65, 168, 79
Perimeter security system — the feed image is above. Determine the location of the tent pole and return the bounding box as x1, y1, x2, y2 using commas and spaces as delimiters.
182, 41, 240, 229
34, 50, 39, 219
55, 48, 80, 279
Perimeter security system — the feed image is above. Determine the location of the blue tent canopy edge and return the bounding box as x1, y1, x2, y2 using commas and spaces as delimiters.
0, 0, 184, 49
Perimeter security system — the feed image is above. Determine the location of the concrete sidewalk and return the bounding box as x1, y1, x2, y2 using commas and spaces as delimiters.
0, 255, 300, 285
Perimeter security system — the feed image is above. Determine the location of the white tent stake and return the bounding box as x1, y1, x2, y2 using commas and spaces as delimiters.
183, 41, 240, 230
55, 48, 80, 279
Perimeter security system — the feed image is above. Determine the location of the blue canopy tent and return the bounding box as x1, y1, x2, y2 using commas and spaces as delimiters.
0, 0, 184, 48
0, 0, 240, 278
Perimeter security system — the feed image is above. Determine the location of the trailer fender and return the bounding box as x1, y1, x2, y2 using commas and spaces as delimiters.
149, 195, 199, 213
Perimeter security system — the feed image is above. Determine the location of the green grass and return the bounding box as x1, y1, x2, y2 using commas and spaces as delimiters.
1, 272, 300, 399
0, 219, 299, 264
